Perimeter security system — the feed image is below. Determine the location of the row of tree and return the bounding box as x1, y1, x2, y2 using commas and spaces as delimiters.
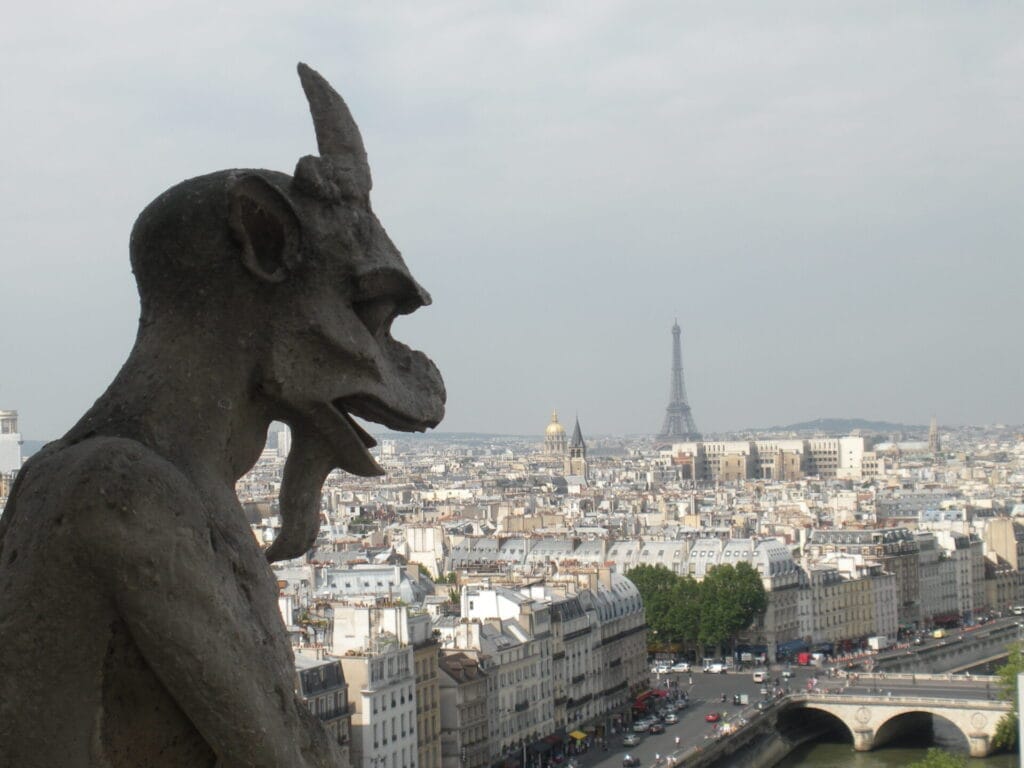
625, 562, 767, 654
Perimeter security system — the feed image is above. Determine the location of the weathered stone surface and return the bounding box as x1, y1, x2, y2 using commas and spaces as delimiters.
0, 63, 444, 767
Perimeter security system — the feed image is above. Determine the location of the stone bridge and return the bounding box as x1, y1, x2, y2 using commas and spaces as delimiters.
777, 690, 1012, 757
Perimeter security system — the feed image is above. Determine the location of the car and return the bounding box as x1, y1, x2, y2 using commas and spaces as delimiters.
674, 699, 689, 711
705, 711, 721, 723
633, 720, 650, 733
781, 669, 794, 679
663, 712, 679, 724
651, 663, 671, 675
670, 661, 690, 673
703, 663, 726, 674
622, 733, 641, 747
648, 722, 665, 735
623, 755, 641, 768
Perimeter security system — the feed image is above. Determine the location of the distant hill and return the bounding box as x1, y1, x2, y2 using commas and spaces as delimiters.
755, 417, 925, 435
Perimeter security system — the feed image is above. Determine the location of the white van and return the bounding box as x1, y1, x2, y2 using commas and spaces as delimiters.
752, 670, 767, 683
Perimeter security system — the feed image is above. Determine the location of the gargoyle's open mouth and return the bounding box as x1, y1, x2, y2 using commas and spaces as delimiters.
333, 394, 436, 436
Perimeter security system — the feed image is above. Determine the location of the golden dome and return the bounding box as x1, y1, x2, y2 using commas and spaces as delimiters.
545, 410, 565, 436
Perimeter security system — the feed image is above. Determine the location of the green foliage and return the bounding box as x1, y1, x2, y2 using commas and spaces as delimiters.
626, 565, 686, 643
905, 747, 966, 768
996, 642, 1024, 704
626, 561, 766, 652
992, 641, 1024, 750
993, 711, 1017, 751
698, 563, 767, 650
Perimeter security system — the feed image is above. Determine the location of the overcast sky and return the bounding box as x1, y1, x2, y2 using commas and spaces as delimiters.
2, 2, 1022, 440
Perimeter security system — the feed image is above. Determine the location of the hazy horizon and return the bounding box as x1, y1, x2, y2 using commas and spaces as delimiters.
3, 3, 1022, 440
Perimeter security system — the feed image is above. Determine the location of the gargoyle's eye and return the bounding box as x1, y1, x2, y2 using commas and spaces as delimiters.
354, 298, 397, 337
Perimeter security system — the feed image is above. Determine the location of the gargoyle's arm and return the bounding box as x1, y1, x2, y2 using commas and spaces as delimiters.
80, 449, 339, 768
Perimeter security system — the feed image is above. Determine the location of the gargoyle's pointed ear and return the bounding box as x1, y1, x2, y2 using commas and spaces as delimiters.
228, 174, 302, 283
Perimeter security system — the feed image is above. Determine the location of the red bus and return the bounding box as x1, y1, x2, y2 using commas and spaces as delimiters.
632, 689, 669, 715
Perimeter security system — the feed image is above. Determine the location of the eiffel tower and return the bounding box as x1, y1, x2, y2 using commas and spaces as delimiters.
658, 321, 701, 440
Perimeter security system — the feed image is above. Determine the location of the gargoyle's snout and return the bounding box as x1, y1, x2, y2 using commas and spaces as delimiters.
346, 343, 445, 432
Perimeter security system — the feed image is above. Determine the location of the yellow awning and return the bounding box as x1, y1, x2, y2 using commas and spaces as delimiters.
569, 731, 587, 740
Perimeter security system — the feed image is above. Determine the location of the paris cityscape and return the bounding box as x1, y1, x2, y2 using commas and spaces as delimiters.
3, 5, 1022, 768
2, 319, 1022, 768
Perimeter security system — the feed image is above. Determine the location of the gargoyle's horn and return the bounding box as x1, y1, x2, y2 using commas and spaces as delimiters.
297, 62, 371, 194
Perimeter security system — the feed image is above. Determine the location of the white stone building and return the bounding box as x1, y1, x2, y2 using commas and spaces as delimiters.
0, 410, 22, 474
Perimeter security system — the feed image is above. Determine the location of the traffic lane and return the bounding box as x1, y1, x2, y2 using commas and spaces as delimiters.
608, 710, 712, 768
835, 684, 998, 701
646, 671, 783, 749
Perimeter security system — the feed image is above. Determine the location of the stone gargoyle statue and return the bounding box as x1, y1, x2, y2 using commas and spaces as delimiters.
0, 63, 445, 767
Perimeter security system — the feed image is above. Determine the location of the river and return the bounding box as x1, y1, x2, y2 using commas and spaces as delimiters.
775, 719, 1019, 767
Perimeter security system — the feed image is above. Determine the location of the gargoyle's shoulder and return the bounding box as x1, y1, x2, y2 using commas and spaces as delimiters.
17, 436, 199, 517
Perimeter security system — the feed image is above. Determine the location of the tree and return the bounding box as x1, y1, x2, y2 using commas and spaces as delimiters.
625, 565, 703, 649
626, 565, 683, 645
698, 563, 767, 653
906, 747, 966, 768
627, 562, 765, 655
667, 576, 701, 646
732, 562, 769, 623
992, 641, 1024, 750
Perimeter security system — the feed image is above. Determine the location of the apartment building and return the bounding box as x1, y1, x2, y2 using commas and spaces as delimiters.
294, 650, 353, 768
331, 605, 419, 768
438, 652, 489, 768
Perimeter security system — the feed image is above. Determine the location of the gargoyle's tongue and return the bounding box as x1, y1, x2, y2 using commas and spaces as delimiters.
265, 428, 333, 563
265, 410, 383, 563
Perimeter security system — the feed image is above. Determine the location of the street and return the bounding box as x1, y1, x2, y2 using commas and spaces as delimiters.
566, 666, 819, 768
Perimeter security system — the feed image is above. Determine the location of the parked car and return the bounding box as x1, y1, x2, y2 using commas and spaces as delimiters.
622, 733, 641, 747
664, 712, 679, 724
623, 755, 641, 768
671, 661, 690, 673
705, 711, 721, 723
674, 699, 689, 711
648, 722, 665, 735
633, 720, 651, 733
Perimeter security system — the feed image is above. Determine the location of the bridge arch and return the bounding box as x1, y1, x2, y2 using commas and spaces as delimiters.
777, 693, 1008, 758
872, 710, 968, 751
776, 704, 852, 745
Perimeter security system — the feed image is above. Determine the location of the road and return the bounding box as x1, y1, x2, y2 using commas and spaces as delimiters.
568, 666, 815, 768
